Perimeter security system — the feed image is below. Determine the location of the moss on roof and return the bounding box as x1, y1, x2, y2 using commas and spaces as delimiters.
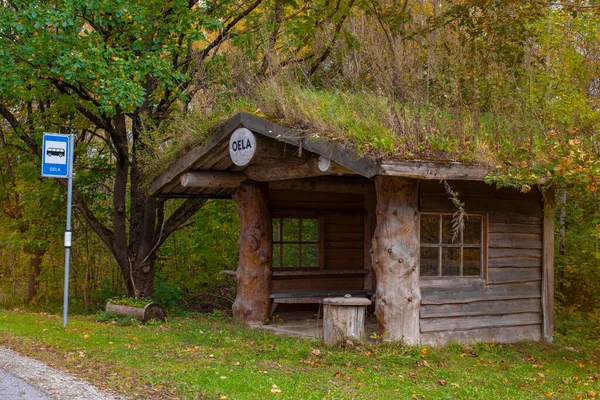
148, 82, 598, 191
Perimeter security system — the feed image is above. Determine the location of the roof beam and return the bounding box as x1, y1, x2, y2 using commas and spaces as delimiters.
180, 171, 247, 188
379, 160, 491, 181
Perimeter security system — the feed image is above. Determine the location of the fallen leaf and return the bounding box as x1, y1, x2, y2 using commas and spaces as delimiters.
438, 379, 447, 386
311, 349, 322, 357
271, 384, 281, 394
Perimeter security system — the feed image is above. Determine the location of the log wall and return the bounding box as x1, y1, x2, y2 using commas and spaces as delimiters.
419, 180, 544, 346
268, 184, 373, 293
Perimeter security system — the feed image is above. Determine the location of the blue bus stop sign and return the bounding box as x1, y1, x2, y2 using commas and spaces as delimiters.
41, 133, 70, 178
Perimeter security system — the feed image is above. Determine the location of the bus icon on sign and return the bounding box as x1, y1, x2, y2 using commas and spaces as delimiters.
47, 148, 65, 157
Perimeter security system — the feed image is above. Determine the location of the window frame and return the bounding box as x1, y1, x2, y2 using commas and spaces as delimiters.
419, 212, 488, 280
271, 216, 323, 270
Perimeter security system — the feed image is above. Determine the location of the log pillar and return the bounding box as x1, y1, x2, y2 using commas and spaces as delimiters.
371, 176, 420, 344
232, 181, 272, 325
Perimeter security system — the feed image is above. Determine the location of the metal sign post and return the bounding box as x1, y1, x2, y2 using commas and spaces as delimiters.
41, 133, 74, 327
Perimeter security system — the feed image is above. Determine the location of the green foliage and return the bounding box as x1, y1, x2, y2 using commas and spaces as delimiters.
94, 311, 141, 326
152, 274, 182, 309
109, 296, 153, 308
155, 199, 239, 295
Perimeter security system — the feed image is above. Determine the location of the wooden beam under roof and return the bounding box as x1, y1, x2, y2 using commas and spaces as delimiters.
379, 160, 492, 181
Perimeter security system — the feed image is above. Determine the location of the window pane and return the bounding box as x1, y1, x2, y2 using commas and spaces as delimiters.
282, 244, 299, 267
420, 247, 439, 276
302, 219, 318, 242
463, 248, 481, 276
301, 244, 318, 267
442, 215, 459, 244
420, 215, 439, 244
283, 218, 299, 241
273, 219, 281, 242
442, 247, 460, 276
272, 244, 281, 267
464, 216, 481, 245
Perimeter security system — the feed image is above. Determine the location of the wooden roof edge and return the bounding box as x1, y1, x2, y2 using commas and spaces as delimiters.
378, 160, 493, 181
237, 112, 379, 178
150, 112, 495, 196
149, 113, 242, 195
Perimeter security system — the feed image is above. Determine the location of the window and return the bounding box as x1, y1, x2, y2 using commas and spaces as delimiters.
420, 214, 483, 277
272, 218, 319, 268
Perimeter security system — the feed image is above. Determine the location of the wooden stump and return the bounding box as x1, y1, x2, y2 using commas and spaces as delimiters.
232, 181, 272, 325
371, 176, 420, 344
323, 297, 371, 346
105, 301, 166, 322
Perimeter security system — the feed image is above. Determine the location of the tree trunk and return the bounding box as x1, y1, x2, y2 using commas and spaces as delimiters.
232, 181, 272, 325
371, 176, 420, 344
557, 188, 566, 294
27, 249, 45, 303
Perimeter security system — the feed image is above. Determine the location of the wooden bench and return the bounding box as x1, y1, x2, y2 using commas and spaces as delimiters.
269, 290, 375, 317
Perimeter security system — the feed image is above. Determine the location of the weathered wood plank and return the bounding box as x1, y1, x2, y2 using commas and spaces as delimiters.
420, 325, 542, 346
269, 177, 375, 194
326, 224, 363, 233
325, 241, 364, 249
325, 259, 365, 269
325, 249, 364, 260
420, 312, 542, 333
272, 269, 369, 278
270, 189, 364, 203
272, 201, 365, 211
489, 213, 543, 225
488, 257, 542, 267
271, 277, 364, 292
325, 232, 364, 242
380, 161, 491, 181
180, 171, 247, 189
542, 188, 555, 342
420, 195, 542, 216
420, 298, 542, 319
488, 267, 542, 283
421, 281, 541, 305
488, 233, 543, 249
325, 214, 365, 225
489, 223, 542, 234
419, 180, 542, 201
489, 248, 542, 258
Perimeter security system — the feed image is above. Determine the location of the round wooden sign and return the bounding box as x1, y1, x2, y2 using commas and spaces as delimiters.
229, 128, 256, 167
318, 155, 331, 172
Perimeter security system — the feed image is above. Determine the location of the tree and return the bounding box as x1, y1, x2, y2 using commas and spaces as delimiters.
0, 0, 266, 297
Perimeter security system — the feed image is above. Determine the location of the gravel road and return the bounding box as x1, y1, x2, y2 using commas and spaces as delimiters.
0, 347, 126, 400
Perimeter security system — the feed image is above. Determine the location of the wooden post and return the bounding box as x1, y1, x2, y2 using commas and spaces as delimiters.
371, 176, 420, 344
542, 187, 555, 342
232, 181, 272, 325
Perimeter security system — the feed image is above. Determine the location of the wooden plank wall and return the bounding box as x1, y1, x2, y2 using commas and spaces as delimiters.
269, 187, 371, 293
419, 180, 543, 345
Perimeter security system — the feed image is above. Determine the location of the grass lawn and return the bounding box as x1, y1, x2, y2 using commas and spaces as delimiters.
0, 309, 599, 399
